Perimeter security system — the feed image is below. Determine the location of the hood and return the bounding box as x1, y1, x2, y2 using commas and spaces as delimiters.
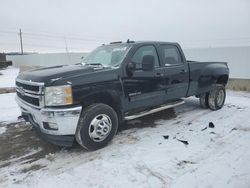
17, 64, 111, 85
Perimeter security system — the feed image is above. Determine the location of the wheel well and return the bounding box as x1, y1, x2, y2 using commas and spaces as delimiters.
216, 75, 228, 86
81, 92, 122, 121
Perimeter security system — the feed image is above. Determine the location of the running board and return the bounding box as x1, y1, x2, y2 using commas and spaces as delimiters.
124, 100, 185, 121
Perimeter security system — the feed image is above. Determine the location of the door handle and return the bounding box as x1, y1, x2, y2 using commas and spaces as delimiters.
155, 72, 164, 77
180, 69, 187, 74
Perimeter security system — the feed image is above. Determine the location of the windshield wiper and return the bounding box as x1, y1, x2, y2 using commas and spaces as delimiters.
112, 63, 120, 67
85, 63, 102, 66
84, 63, 118, 68
85, 63, 104, 67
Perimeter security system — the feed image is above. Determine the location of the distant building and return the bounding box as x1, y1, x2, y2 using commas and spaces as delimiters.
0, 53, 12, 69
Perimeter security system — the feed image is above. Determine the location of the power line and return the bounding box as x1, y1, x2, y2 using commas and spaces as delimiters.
2, 30, 250, 44
0, 30, 17, 34
0, 42, 94, 50
1, 28, 250, 53
0, 28, 116, 41
1, 27, 250, 42
0, 42, 20, 46
22, 33, 105, 43
0, 29, 107, 52
22, 32, 109, 42
17, 36, 102, 46
0, 30, 111, 44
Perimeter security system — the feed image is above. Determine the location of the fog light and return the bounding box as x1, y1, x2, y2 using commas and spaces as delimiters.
43, 122, 58, 130
48, 122, 58, 130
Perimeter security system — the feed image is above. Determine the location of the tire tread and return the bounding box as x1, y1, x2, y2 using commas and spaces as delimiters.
76, 103, 118, 150
208, 84, 226, 111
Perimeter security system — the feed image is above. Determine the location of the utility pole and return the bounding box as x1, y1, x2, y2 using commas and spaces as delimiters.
19, 29, 23, 54
64, 37, 71, 64
64, 37, 69, 54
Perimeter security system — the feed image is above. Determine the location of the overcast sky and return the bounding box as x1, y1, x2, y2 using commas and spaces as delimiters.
0, 0, 250, 53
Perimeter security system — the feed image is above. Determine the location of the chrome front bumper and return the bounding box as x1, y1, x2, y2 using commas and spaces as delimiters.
16, 96, 82, 136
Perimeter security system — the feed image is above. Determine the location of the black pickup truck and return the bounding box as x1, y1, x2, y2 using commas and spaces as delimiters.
16, 41, 229, 150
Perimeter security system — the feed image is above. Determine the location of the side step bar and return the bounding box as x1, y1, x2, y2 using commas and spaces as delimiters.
124, 100, 185, 121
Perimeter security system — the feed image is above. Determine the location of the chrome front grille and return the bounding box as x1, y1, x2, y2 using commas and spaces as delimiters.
16, 79, 44, 108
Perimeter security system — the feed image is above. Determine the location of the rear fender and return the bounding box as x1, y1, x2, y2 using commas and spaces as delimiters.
197, 63, 229, 94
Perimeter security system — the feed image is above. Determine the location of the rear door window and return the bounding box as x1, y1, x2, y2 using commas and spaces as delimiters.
160, 45, 183, 65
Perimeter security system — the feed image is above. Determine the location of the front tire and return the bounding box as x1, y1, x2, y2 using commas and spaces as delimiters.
76, 103, 118, 150
208, 84, 226, 110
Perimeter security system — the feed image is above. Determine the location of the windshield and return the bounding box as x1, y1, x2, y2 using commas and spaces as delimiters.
81, 44, 130, 67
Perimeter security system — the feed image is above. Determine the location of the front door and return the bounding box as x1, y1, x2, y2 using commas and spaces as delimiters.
122, 45, 166, 112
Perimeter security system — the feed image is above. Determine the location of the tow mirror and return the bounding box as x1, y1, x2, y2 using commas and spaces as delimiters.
142, 55, 154, 71
127, 62, 136, 75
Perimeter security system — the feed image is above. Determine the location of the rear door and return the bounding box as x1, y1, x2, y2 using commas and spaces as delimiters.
159, 44, 189, 100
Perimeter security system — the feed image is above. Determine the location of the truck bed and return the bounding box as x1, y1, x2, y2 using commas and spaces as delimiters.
186, 60, 229, 97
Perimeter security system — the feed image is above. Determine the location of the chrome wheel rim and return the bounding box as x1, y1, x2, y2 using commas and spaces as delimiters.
217, 90, 225, 107
88, 114, 112, 142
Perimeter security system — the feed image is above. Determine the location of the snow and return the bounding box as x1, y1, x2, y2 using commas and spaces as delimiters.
0, 93, 19, 123
0, 127, 6, 135
0, 91, 250, 187
0, 66, 19, 88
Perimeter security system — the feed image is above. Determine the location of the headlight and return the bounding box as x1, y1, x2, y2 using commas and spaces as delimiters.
45, 85, 73, 106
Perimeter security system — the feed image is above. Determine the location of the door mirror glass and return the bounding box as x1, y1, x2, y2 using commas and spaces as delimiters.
142, 55, 154, 71
126, 62, 136, 75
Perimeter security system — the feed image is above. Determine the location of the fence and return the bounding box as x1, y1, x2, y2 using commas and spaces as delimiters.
6, 47, 250, 90
183, 46, 250, 79
7, 52, 87, 71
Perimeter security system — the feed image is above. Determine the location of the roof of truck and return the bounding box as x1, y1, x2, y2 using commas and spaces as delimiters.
109, 40, 179, 45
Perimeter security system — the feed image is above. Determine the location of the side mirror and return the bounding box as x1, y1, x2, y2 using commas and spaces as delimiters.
127, 62, 136, 75
142, 55, 154, 71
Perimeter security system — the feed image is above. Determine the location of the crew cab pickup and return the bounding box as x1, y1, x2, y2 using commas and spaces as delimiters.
16, 41, 229, 150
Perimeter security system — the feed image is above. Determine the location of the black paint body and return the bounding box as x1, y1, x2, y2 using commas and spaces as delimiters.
17, 41, 229, 120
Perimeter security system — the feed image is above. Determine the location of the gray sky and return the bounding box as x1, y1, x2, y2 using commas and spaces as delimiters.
0, 0, 250, 53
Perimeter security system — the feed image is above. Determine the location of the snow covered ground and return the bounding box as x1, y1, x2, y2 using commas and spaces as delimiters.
0, 91, 250, 188
0, 66, 19, 88
0, 93, 19, 123
0, 127, 6, 135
